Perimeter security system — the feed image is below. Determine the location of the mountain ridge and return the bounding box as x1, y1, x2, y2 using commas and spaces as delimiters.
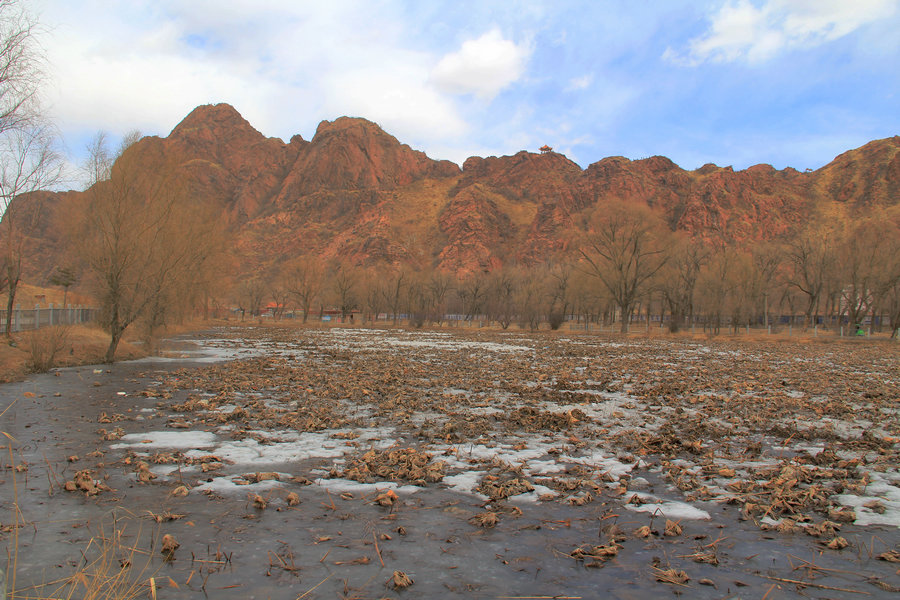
9, 103, 900, 283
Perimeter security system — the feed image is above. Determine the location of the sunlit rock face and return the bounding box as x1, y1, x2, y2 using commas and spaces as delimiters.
9, 103, 900, 280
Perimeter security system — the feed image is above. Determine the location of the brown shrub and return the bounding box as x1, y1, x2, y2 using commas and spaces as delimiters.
26, 325, 70, 372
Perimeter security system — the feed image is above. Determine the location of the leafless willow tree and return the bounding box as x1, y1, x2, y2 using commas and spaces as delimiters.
579, 201, 671, 333
74, 133, 223, 361
0, 0, 61, 336
659, 236, 708, 332
331, 261, 359, 320
238, 276, 266, 320
284, 255, 323, 323
427, 270, 453, 325
784, 216, 840, 329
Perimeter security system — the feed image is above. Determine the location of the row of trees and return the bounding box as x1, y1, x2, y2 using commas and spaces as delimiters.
18, 137, 900, 360
3, 1, 898, 363
228, 200, 900, 338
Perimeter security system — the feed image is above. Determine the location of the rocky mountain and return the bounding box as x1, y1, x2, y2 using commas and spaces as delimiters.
8, 103, 900, 283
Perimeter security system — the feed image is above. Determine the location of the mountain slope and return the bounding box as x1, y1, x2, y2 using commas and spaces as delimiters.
7, 103, 899, 283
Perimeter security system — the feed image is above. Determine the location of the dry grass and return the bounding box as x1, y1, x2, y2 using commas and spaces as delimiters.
3, 411, 155, 600
25, 326, 70, 373
0, 325, 146, 382
5, 518, 157, 600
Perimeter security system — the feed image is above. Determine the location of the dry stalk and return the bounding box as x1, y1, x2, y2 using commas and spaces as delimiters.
760, 574, 870, 595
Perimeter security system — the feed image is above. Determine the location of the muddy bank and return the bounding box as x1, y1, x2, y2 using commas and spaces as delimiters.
2, 327, 899, 598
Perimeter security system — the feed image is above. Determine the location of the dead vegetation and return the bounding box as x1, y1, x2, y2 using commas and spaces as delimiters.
4, 326, 899, 598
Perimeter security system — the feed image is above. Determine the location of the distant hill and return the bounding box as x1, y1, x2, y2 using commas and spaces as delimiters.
8, 103, 900, 283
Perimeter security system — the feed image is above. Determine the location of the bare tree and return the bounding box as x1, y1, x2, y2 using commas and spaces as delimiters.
49, 265, 76, 308
515, 267, 544, 331
361, 268, 383, 323
237, 277, 266, 320
840, 212, 900, 333
871, 210, 900, 336
751, 241, 782, 330
0, 1, 61, 336
457, 272, 488, 323
405, 269, 429, 327
784, 218, 840, 329
659, 236, 709, 332
331, 261, 358, 321
544, 261, 572, 330
73, 133, 222, 361
696, 247, 737, 335
487, 268, 516, 329
284, 255, 323, 323
380, 267, 406, 325
427, 270, 453, 325
579, 201, 671, 333
263, 265, 290, 320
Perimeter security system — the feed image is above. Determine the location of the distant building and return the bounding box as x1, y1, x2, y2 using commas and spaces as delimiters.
539, 145, 552, 153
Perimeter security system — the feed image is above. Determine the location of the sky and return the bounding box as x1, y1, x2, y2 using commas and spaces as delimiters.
30, 0, 900, 180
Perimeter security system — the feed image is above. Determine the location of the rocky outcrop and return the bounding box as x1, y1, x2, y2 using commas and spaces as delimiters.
813, 135, 900, 207
438, 185, 513, 275
276, 117, 458, 200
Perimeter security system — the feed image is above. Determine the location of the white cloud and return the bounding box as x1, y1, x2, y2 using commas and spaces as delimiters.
33, 0, 476, 164
431, 29, 531, 100
324, 67, 469, 143
669, 0, 898, 65
566, 74, 593, 91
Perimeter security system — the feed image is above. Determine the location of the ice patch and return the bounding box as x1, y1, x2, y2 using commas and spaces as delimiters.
313, 477, 422, 495
623, 492, 711, 520
524, 459, 567, 475
834, 473, 900, 527
442, 442, 552, 468
111, 430, 217, 449
211, 435, 347, 465
560, 450, 636, 480
509, 484, 557, 503
148, 464, 183, 478
193, 476, 287, 494
442, 471, 486, 497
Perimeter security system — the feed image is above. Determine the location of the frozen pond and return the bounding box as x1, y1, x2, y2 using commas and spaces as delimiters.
2, 326, 899, 598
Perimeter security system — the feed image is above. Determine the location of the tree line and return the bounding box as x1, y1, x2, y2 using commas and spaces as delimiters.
225, 198, 900, 339
2, 0, 898, 364
49, 133, 900, 361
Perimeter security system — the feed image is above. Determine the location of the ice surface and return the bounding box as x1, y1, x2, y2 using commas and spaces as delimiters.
111, 430, 218, 449
313, 477, 422, 495
623, 492, 712, 520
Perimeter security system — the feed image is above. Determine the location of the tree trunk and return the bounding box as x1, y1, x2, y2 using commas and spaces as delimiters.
5, 279, 16, 337
105, 328, 123, 363
4, 260, 19, 338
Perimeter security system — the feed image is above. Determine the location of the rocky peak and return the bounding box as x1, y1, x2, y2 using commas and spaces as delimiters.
456, 150, 583, 205
814, 136, 900, 207
165, 103, 290, 180
279, 117, 459, 198
170, 103, 267, 147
